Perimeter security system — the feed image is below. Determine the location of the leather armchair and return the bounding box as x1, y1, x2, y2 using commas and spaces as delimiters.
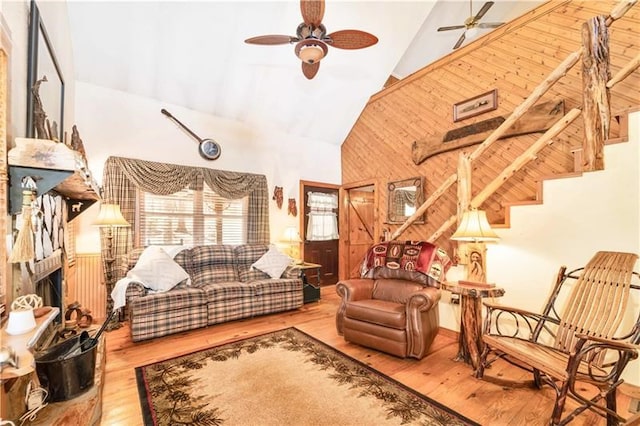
336, 275, 441, 359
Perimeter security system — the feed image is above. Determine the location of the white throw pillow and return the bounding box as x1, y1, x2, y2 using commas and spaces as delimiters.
127, 246, 190, 292
251, 246, 291, 279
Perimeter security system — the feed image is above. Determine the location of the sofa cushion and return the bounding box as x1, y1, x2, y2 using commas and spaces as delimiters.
129, 286, 207, 316
190, 245, 238, 286
234, 244, 271, 281
251, 246, 291, 278
200, 282, 256, 303
251, 278, 302, 296
127, 246, 190, 292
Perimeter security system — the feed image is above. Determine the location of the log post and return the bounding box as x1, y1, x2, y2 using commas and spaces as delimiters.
455, 154, 473, 269
457, 154, 472, 219
581, 15, 611, 172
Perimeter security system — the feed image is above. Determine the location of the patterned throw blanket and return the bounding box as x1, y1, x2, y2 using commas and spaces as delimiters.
361, 240, 452, 284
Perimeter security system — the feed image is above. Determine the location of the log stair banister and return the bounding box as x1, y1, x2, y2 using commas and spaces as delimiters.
427, 108, 583, 244
468, 50, 582, 164
470, 108, 583, 210
607, 53, 640, 89
390, 0, 636, 243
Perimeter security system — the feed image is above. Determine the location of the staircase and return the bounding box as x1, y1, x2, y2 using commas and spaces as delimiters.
389, 1, 640, 244
499, 107, 638, 229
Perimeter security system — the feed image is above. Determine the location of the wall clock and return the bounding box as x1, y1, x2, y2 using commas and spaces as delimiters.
161, 108, 221, 161
198, 138, 221, 160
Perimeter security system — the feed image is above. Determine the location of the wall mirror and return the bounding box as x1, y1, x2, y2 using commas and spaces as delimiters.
386, 177, 424, 224
26, 0, 65, 141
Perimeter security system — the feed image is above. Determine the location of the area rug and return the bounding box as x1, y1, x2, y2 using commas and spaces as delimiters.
135, 327, 478, 426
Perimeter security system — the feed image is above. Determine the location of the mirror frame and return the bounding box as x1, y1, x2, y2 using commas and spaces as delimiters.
26, 0, 65, 140
386, 177, 424, 224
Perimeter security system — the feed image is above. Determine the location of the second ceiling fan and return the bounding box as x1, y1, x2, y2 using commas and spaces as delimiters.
437, 0, 504, 50
244, 0, 378, 80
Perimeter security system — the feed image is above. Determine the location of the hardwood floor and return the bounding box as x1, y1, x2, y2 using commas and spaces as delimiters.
101, 285, 634, 425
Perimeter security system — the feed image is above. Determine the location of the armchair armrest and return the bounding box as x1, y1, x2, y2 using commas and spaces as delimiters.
483, 301, 541, 317
483, 301, 559, 342
564, 333, 640, 386
125, 281, 149, 301
407, 287, 441, 312
336, 279, 375, 302
575, 333, 640, 354
335, 279, 375, 335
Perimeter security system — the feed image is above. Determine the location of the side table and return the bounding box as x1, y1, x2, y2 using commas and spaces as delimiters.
294, 262, 322, 303
441, 281, 505, 370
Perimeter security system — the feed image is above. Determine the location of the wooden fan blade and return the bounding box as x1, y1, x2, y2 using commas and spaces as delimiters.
245, 35, 296, 45
302, 61, 320, 79
301, 0, 325, 26
477, 22, 504, 29
437, 25, 466, 32
473, 1, 494, 22
327, 30, 378, 50
453, 33, 466, 50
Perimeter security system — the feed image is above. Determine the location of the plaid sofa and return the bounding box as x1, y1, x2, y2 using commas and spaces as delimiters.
123, 244, 303, 342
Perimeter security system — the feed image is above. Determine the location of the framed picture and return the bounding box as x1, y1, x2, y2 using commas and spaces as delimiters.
26, 0, 65, 141
453, 89, 497, 122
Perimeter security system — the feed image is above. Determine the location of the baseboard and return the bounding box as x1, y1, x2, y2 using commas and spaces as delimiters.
438, 327, 458, 340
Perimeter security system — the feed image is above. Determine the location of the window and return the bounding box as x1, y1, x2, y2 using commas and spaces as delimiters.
306, 192, 339, 241
137, 184, 248, 246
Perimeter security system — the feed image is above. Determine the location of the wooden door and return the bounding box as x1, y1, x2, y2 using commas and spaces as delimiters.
300, 181, 339, 285
340, 183, 377, 280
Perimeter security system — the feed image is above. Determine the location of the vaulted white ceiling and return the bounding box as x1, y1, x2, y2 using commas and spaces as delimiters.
66, 0, 542, 146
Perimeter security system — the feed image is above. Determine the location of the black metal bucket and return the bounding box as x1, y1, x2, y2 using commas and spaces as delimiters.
34, 334, 97, 402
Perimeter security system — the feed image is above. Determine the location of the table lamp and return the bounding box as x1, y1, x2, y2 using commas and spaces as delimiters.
282, 226, 302, 262
450, 208, 499, 284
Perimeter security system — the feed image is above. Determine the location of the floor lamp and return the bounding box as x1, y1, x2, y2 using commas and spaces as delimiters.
450, 208, 499, 285
93, 203, 130, 328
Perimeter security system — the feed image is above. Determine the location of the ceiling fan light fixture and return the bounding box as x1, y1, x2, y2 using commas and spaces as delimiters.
465, 26, 480, 39
295, 39, 328, 64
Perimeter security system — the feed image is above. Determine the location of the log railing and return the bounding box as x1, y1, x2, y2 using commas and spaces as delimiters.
390, 0, 638, 243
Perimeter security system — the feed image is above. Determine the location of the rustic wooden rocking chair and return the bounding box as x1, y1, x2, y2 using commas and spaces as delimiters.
475, 251, 640, 426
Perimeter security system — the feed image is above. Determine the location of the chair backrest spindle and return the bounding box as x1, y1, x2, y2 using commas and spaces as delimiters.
555, 251, 638, 356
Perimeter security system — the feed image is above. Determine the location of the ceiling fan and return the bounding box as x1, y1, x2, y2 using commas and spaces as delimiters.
244, 0, 378, 80
437, 0, 504, 50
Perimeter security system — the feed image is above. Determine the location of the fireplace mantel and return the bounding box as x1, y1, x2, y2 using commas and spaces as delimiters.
8, 137, 100, 219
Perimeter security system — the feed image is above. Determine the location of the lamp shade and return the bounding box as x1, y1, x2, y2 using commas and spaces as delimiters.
283, 226, 301, 243
451, 209, 499, 242
93, 203, 130, 227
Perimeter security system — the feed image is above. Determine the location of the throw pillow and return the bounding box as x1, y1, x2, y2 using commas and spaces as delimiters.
251, 246, 291, 279
127, 246, 190, 292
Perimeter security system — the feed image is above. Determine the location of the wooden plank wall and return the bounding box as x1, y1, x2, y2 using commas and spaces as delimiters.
341, 0, 639, 253
67, 254, 106, 320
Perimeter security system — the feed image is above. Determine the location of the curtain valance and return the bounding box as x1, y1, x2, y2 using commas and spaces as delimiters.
100, 156, 270, 311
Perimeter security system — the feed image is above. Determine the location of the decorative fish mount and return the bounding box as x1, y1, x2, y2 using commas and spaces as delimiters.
412, 100, 565, 165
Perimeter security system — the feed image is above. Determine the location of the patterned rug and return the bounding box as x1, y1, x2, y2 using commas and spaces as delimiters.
135, 327, 478, 426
